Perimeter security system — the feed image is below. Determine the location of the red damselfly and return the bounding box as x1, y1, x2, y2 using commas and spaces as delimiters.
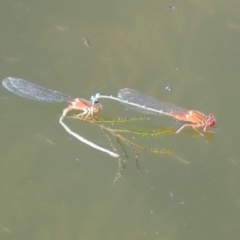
91, 89, 216, 135
2, 77, 119, 157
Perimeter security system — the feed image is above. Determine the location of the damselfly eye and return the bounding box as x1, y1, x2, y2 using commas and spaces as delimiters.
207, 113, 216, 127
207, 120, 215, 127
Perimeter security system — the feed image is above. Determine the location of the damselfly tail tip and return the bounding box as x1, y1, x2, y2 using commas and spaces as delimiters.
90, 93, 100, 103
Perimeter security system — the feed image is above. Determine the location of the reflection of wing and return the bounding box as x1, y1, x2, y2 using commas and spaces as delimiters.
166, 0, 180, 10
82, 37, 91, 48
166, 3, 180, 9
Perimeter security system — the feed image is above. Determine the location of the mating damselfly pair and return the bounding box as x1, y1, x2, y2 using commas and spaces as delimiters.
2, 77, 216, 158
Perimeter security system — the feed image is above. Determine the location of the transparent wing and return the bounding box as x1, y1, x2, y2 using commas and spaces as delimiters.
118, 88, 188, 115
2, 77, 73, 103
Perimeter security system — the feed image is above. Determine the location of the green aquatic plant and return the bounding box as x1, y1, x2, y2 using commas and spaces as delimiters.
70, 114, 174, 156
70, 114, 175, 182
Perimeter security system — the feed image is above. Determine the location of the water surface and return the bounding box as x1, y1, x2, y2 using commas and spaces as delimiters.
1, 1, 240, 240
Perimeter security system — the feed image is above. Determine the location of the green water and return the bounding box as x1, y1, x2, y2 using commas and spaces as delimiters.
1, 1, 240, 239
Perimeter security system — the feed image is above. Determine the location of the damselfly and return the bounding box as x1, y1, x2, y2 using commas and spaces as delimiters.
2, 77, 118, 158
91, 89, 216, 135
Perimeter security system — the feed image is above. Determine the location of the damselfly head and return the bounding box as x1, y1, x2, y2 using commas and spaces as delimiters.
206, 113, 216, 127
93, 100, 102, 112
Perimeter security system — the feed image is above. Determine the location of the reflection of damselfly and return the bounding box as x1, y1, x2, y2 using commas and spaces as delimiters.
2, 77, 118, 158
91, 89, 216, 135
